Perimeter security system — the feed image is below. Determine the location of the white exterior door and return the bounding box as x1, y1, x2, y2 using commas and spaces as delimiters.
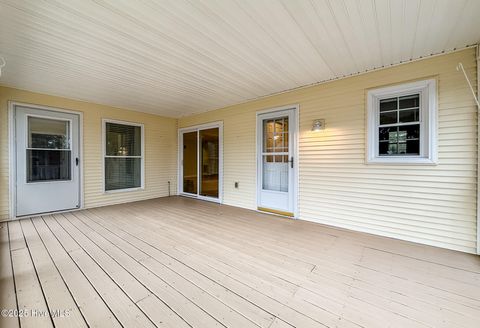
257, 108, 297, 216
15, 106, 80, 216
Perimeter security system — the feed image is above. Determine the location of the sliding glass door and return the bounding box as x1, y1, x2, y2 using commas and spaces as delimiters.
199, 128, 219, 198
180, 123, 222, 202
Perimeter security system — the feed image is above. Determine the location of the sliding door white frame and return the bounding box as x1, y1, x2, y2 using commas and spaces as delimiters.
178, 121, 223, 204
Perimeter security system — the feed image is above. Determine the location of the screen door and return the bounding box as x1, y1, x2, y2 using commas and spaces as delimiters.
257, 108, 296, 216
15, 106, 80, 216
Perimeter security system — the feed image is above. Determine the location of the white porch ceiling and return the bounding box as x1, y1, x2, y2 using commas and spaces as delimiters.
0, 0, 479, 118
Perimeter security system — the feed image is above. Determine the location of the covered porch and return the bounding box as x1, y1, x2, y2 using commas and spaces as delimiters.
1, 197, 479, 328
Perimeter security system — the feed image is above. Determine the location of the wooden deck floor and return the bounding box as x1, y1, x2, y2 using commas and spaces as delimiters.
1, 197, 480, 328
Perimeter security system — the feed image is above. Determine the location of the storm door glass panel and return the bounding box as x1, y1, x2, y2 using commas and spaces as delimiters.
183, 131, 198, 194
27, 116, 71, 182
104, 122, 142, 191
199, 128, 219, 198
262, 117, 288, 192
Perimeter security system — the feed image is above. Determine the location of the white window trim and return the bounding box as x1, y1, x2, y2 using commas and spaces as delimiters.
366, 79, 438, 165
102, 119, 145, 193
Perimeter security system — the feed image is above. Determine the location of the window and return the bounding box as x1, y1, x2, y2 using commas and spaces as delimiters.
103, 120, 144, 191
262, 117, 289, 192
367, 79, 437, 164
27, 116, 71, 182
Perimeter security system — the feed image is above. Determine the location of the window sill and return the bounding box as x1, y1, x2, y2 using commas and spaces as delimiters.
366, 157, 438, 165
104, 187, 145, 194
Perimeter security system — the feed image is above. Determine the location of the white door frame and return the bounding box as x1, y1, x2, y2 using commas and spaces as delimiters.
177, 121, 223, 204
476, 44, 480, 255
8, 101, 84, 219
256, 104, 299, 218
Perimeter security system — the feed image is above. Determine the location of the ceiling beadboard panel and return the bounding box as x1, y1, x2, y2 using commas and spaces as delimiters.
0, 0, 479, 117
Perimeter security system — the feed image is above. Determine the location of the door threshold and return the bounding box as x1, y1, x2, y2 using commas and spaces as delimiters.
257, 207, 294, 218
179, 193, 221, 204
10, 207, 81, 221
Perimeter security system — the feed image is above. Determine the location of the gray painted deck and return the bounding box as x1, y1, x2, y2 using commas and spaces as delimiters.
1, 196, 479, 328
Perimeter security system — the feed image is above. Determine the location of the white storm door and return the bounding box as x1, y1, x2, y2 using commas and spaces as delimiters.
257, 108, 296, 216
15, 106, 80, 216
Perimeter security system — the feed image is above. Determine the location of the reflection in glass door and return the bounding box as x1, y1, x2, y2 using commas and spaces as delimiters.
199, 128, 219, 198
262, 117, 289, 192
180, 124, 222, 202
27, 116, 72, 182
182, 131, 198, 194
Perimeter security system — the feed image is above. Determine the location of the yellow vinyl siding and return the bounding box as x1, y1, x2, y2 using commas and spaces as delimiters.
0, 86, 177, 218
179, 48, 478, 253
0, 49, 477, 253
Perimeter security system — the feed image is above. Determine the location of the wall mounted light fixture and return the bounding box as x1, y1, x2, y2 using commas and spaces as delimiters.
312, 119, 325, 131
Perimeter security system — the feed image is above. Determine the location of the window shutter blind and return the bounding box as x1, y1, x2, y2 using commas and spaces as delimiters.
105, 122, 142, 191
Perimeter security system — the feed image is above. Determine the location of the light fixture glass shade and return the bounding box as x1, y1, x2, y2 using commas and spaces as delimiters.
312, 119, 324, 131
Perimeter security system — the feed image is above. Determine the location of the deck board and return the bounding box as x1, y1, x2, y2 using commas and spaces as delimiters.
20, 219, 87, 328
1, 196, 479, 328
32, 216, 121, 328
9, 221, 53, 328
44, 214, 156, 328
62, 211, 220, 328
0, 223, 19, 328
